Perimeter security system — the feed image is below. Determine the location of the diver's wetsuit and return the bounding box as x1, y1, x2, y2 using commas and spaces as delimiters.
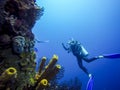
62, 40, 100, 76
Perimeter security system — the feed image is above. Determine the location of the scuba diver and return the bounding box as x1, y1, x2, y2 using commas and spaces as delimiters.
62, 38, 103, 77
62, 38, 120, 77
62, 38, 120, 90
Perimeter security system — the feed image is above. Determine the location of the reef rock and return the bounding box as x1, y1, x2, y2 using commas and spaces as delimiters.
0, 0, 44, 90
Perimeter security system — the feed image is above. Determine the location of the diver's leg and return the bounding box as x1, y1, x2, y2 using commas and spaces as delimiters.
77, 59, 89, 76
83, 56, 100, 63
83, 53, 120, 63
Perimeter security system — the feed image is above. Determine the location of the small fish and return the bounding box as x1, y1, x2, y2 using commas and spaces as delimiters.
34, 47, 38, 53
35, 39, 49, 43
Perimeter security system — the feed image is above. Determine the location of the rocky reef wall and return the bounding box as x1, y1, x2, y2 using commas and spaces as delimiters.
0, 0, 47, 90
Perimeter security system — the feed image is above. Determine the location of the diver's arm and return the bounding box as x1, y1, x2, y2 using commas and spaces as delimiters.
62, 43, 69, 51
62, 43, 72, 53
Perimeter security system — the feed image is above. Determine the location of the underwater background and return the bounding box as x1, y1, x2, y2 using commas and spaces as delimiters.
33, 0, 120, 90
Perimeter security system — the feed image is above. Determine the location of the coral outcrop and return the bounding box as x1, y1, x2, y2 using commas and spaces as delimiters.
0, 0, 61, 90
0, 0, 80, 90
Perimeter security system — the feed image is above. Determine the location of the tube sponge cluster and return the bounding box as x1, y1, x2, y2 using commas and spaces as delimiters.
35, 54, 61, 90
0, 54, 61, 90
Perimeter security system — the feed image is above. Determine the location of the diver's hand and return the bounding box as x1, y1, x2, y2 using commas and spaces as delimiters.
62, 43, 64, 47
62, 43, 65, 49
62, 43, 66, 49
62, 43, 69, 51
62, 43, 67, 49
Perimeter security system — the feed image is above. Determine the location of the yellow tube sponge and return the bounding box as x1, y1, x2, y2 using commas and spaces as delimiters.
40, 79, 48, 86
35, 73, 40, 80
38, 57, 46, 75
35, 57, 46, 80
35, 54, 61, 89
37, 55, 58, 81
36, 79, 48, 90
46, 54, 58, 69
0, 67, 17, 83
47, 64, 61, 81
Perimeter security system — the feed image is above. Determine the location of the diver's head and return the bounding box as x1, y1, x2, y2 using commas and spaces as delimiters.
67, 38, 78, 46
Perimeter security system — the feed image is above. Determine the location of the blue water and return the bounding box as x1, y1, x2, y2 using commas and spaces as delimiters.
33, 0, 120, 90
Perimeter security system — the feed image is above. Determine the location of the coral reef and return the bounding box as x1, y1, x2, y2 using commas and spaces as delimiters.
0, 0, 57, 90
0, 0, 81, 90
